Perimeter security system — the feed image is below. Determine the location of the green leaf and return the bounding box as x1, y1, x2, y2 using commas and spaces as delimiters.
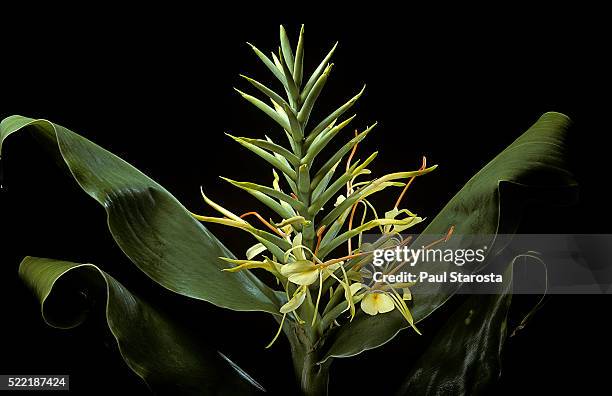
267, 136, 299, 194
319, 207, 352, 248
234, 88, 291, 131
318, 217, 423, 259
318, 162, 435, 228
247, 42, 286, 86
279, 25, 295, 77
396, 253, 537, 395
311, 160, 341, 202
301, 42, 338, 103
1, 116, 281, 314
220, 176, 307, 213
293, 25, 305, 88
309, 161, 363, 218
305, 85, 366, 148
310, 123, 376, 188
282, 102, 303, 141
19, 256, 265, 395
193, 215, 291, 252
226, 133, 297, 179
278, 47, 300, 107
297, 164, 310, 200
318, 112, 577, 362
240, 74, 291, 111
230, 173, 295, 220
298, 64, 333, 127
302, 114, 355, 166
229, 135, 300, 167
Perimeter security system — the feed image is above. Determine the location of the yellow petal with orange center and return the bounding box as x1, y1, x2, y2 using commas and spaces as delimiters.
361, 292, 395, 315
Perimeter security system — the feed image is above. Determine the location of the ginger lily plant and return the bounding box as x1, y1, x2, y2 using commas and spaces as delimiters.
191, 25, 437, 344
1, 25, 576, 395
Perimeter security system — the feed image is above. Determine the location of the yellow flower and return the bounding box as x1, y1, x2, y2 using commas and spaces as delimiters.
280, 260, 319, 285
360, 292, 395, 315
280, 285, 307, 314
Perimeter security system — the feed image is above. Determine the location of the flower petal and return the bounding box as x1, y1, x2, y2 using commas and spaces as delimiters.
280, 286, 307, 313
288, 269, 319, 286
349, 282, 364, 296
377, 293, 395, 313
292, 233, 305, 260
280, 260, 315, 277
360, 292, 395, 315
360, 293, 380, 316
246, 243, 267, 260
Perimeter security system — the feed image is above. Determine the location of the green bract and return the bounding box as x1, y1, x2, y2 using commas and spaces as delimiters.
1, 25, 576, 396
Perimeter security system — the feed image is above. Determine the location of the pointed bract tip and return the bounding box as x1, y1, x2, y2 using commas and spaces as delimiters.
350, 85, 367, 103
233, 87, 247, 96
219, 176, 240, 185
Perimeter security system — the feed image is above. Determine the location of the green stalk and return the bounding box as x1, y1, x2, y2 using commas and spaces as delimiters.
284, 320, 332, 396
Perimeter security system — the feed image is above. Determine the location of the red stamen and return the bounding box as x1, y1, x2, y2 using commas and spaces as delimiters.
347, 202, 360, 254
317, 251, 369, 269
239, 211, 285, 237
394, 156, 427, 209
444, 225, 455, 242
314, 225, 326, 255
346, 129, 360, 195
423, 225, 455, 250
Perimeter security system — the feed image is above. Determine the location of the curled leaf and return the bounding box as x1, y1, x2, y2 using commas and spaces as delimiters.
0, 116, 281, 314
19, 256, 265, 394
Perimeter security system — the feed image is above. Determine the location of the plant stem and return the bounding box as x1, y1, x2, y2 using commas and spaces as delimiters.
286, 323, 332, 396
285, 47, 331, 394
295, 350, 331, 396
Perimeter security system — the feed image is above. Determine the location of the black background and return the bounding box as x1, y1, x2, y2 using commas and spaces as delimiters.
1, 8, 610, 395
